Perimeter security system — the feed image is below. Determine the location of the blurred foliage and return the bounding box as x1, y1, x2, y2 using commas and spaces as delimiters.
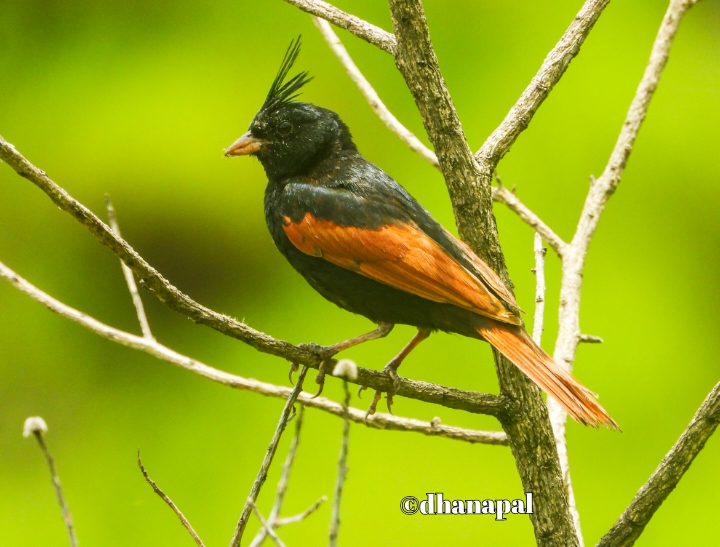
1, 0, 719, 545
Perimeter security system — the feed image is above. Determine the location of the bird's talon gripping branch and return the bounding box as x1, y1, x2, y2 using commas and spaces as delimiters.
384, 366, 402, 396
357, 385, 367, 399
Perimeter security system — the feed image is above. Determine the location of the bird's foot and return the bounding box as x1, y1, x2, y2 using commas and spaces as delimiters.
362, 361, 404, 418
297, 342, 338, 398
382, 361, 403, 396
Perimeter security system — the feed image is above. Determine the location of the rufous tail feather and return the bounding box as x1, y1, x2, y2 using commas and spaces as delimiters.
478, 323, 618, 429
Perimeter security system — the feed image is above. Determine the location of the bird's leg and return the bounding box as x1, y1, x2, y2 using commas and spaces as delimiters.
323, 321, 395, 355
364, 327, 432, 417
299, 322, 394, 398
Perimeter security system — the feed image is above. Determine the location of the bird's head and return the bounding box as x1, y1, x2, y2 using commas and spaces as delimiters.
225, 38, 355, 180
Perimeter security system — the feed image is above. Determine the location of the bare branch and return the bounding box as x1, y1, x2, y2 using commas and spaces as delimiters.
250, 406, 306, 547
23, 417, 78, 547
598, 382, 720, 547
250, 504, 286, 547
105, 196, 154, 340
550, 0, 699, 445
387, 2, 580, 544
229, 367, 309, 547
0, 140, 506, 417
282, 0, 396, 54
493, 185, 567, 258
0, 260, 507, 445
476, 0, 611, 167
138, 455, 205, 547
555, 0, 698, 375
547, 3, 698, 543
314, 17, 438, 168
275, 496, 327, 527
328, 381, 351, 547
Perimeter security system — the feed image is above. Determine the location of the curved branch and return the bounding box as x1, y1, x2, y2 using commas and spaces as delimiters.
476, 0, 610, 168
0, 136, 505, 417
282, 0, 396, 55
597, 382, 720, 547
0, 259, 508, 446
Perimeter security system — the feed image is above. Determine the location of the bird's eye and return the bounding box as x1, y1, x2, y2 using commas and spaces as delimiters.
278, 121, 292, 135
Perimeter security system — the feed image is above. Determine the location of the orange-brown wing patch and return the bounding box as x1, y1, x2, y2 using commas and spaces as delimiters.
443, 227, 521, 311
283, 213, 521, 325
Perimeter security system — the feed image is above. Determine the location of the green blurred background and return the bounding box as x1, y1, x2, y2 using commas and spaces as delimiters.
1, 0, 718, 545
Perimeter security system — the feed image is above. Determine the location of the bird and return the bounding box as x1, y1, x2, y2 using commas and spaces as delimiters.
225, 38, 617, 428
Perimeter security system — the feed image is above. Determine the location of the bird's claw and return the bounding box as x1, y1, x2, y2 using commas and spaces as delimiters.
362, 364, 402, 418
364, 390, 383, 422
310, 359, 331, 399
288, 362, 300, 385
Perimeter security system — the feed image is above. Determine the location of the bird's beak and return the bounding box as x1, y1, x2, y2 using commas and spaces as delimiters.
224, 131, 264, 157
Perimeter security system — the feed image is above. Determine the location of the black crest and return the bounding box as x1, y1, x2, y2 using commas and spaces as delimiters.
261, 36, 313, 113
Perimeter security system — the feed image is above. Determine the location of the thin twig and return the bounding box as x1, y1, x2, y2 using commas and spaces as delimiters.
0, 141, 507, 417
328, 380, 351, 547
533, 230, 587, 545
548, 1, 698, 542
598, 382, 720, 547
105, 196, 154, 340
249, 406, 306, 547
250, 504, 286, 547
229, 367, 309, 547
275, 496, 327, 527
138, 455, 205, 547
314, 17, 438, 168
282, 0, 396, 54
23, 417, 78, 547
531, 233, 546, 346
0, 259, 508, 431
492, 185, 567, 258
476, 0, 611, 167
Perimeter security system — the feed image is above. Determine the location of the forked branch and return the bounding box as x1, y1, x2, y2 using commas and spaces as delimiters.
547, 4, 700, 533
